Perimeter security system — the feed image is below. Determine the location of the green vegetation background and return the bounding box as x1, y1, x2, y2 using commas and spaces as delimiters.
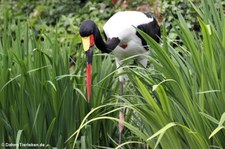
0, 0, 225, 148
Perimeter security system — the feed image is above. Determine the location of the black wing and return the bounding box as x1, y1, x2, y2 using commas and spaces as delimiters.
136, 15, 161, 50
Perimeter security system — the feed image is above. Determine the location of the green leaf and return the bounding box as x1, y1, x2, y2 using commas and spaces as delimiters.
135, 77, 161, 113
218, 112, 225, 126
16, 130, 23, 149
155, 85, 172, 120
47, 80, 57, 91
146, 122, 177, 141
209, 126, 224, 139
208, 112, 225, 139
45, 117, 56, 144
199, 112, 219, 124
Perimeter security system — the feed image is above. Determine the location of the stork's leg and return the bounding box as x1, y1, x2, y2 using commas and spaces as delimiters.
115, 58, 126, 95
120, 81, 123, 96
115, 58, 125, 145
119, 80, 124, 144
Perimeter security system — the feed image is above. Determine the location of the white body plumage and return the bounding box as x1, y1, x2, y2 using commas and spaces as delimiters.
103, 11, 154, 81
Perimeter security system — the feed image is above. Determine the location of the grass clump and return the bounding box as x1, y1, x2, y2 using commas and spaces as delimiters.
121, 0, 225, 148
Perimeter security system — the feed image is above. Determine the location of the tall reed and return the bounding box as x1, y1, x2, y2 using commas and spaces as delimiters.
0, 9, 118, 148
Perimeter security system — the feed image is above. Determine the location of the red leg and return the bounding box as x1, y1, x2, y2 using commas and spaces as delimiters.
119, 81, 124, 145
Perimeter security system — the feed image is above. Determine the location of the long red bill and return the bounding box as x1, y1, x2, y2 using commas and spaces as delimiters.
85, 40, 94, 103
86, 63, 92, 103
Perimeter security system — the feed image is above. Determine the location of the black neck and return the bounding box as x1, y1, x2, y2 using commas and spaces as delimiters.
93, 24, 120, 53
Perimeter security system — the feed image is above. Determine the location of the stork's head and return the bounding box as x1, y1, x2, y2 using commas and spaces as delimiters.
79, 20, 96, 51
79, 20, 97, 103
79, 20, 120, 102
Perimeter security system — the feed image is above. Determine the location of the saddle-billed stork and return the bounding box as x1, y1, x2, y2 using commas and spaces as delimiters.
79, 11, 160, 143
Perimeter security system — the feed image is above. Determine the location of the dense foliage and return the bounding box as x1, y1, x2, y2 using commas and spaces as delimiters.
0, 0, 225, 148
